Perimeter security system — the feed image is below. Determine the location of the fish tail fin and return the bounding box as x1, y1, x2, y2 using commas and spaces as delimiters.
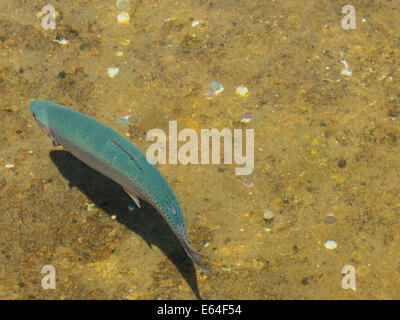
181, 238, 211, 274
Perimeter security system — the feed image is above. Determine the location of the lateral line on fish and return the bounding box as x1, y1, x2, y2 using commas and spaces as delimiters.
108, 138, 143, 170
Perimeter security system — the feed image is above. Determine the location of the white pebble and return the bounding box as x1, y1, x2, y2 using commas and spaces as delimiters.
53, 38, 69, 45
107, 67, 119, 78
191, 20, 203, 27
341, 68, 352, 76
236, 86, 249, 97
263, 210, 274, 221
324, 240, 338, 250
117, 12, 130, 24
4, 163, 15, 169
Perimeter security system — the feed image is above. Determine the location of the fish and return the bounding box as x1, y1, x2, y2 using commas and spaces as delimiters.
29, 99, 209, 274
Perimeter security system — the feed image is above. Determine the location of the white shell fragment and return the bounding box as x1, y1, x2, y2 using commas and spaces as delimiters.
117, 12, 130, 24
340, 59, 352, 76
263, 210, 274, 221
240, 112, 253, 123
236, 86, 249, 96
210, 81, 224, 94
116, 0, 130, 9
324, 240, 338, 250
53, 38, 69, 45
191, 20, 204, 27
107, 67, 120, 78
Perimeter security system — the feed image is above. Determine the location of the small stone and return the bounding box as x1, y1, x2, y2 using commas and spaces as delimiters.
324, 240, 338, 250
242, 180, 254, 188
117, 12, 130, 25
86, 203, 95, 211
117, 117, 130, 126
240, 112, 253, 123
111, 215, 117, 220
204, 89, 216, 99
221, 265, 232, 271
324, 213, 336, 224
203, 241, 210, 248
4, 164, 15, 169
263, 210, 274, 221
116, 0, 130, 9
209, 81, 224, 94
191, 20, 204, 27
57, 71, 67, 79
340, 68, 352, 76
338, 159, 347, 168
107, 67, 119, 78
236, 86, 249, 97
53, 37, 69, 45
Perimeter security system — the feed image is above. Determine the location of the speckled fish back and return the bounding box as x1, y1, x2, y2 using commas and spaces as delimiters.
44, 102, 187, 234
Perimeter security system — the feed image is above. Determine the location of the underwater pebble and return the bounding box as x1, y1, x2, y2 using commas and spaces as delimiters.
204, 89, 216, 99
203, 241, 210, 248
117, 12, 130, 24
240, 112, 253, 123
210, 81, 224, 94
4, 163, 15, 169
116, 0, 130, 9
221, 265, 232, 271
86, 203, 96, 211
340, 60, 352, 76
117, 117, 130, 126
263, 210, 274, 221
111, 215, 117, 220
236, 86, 249, 97
264, 227, 271, 232
242, 180, 254, 188
324, 240, 338, 250
107, 67, 119, 78
53, 37, 69, 45
191, 20, 203, 27
341, 68, 352, 76
324, 213, 336, 224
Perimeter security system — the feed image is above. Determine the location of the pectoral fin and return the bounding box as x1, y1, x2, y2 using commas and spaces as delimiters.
123, 187, 141, 208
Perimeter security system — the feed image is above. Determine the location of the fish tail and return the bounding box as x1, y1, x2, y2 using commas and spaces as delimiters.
181, 238, 210, 274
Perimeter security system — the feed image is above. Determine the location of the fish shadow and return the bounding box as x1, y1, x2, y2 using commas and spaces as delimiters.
50, 150, 202, 299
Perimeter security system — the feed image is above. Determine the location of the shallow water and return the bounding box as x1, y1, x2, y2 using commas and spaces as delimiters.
0, 0, 399, 299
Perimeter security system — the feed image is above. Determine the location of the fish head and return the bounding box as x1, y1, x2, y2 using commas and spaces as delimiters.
30, 100, 53, 140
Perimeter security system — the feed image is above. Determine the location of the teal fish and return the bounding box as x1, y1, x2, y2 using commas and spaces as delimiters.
30, 100, 209, 273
